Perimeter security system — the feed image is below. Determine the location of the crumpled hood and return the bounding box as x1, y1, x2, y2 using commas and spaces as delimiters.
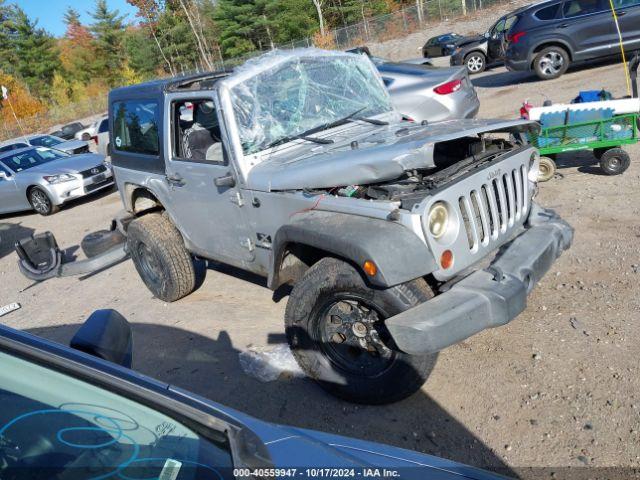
246, 118, 536, 191
457, 35, 487, 48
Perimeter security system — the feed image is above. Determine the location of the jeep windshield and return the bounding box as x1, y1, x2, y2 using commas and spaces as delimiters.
228, 51, 393, 154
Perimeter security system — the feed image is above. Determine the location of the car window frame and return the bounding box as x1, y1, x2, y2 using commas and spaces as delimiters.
169, 97, 228, 165
534, 3, 562, 20
561, 0, 608, 18
0, 328, 270, 472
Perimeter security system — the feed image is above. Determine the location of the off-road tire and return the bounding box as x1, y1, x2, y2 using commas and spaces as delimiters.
538, 156, 557, 182
285, 257, 437, 404
127, 213, 197, 302
465, 52, 486, 74
28, 187, 59, 216
533, 46, 570, 80
81, 229, 126, 258
599, 148, 630, 176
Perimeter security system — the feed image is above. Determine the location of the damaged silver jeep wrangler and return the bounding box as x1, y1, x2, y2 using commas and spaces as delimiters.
16, 49, 573, 404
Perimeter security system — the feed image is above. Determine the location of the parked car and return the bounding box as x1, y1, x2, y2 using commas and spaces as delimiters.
0, 134, 90, 156
49, 121, 85, 140
0, 308, 507, 479
422, 32, 467, 57
74, 115, 106, 141
16, 49, 573, 404
0, 146, 112, 216
94, 115, 111, 157
348, 47, 480, 121
450, 15, 518, 74
504, 0, 640, 80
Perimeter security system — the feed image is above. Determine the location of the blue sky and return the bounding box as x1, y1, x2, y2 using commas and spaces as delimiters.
12, 0, 139, 37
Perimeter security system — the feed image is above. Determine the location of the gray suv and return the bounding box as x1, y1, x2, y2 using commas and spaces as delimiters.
505, 0, 640, 79
18, 50, 573, 404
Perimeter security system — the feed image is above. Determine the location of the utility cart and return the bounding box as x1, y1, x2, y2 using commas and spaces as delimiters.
524, 53, 640, 181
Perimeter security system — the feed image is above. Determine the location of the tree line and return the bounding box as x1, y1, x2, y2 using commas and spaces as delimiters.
0, 0, 423, 121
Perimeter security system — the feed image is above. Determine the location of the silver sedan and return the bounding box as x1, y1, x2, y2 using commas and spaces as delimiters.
0, 147, 113, 216
0, 134, 91, 155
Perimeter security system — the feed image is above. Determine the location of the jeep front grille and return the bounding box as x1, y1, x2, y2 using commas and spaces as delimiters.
458, 165, 529, 252
420, 147, 534, 281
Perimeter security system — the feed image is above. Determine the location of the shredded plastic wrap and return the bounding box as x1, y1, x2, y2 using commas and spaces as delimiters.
225, 48, 393, 154
239, 344, 304, 382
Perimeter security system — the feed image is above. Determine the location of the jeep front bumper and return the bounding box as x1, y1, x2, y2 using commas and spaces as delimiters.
385, 203, 573, 355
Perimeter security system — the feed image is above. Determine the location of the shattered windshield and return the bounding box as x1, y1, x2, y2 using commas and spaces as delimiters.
229, 52, 393, 154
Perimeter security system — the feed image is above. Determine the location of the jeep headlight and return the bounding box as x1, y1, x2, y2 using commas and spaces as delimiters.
428, 202, 449, 239
43, 174, 76, 184
528, 152, 540, 183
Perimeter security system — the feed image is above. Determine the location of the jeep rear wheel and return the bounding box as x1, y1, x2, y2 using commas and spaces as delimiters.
285, 257, 437, 404
127, 213, 198, 302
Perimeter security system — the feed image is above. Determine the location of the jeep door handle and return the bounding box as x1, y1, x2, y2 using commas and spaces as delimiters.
557, 23, 569, 28
166, 174, 186, 187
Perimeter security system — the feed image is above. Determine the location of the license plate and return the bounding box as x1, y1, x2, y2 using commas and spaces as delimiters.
92, 173, 106, 183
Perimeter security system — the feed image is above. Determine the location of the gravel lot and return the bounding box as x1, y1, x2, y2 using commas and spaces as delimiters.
1, 53, 639, 477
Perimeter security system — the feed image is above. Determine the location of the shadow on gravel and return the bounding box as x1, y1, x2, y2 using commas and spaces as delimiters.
28, 321, 516, 477
0, 222, 34, 260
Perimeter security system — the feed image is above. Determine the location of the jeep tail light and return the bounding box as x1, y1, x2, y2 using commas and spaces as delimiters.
434, 79, 462, 95
507, 31, 526, 44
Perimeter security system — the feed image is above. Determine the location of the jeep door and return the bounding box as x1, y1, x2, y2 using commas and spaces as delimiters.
163, 93, 255, 266
560, 0, 613, 60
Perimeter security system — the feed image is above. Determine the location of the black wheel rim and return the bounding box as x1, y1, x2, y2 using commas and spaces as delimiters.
136, 242, 163, 290
313, 295, 396, 378
31, 190, 51, 214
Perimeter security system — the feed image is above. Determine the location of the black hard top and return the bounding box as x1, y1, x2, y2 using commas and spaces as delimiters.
109, 70, 232, 102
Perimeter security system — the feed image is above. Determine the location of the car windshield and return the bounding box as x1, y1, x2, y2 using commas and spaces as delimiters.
228, 51, 393, 154
2, 148, 69, 173
0, 351, 234, 478
29, 135, 63, 148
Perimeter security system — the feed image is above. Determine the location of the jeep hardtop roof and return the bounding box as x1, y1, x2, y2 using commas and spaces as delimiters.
109, 70, 232, 101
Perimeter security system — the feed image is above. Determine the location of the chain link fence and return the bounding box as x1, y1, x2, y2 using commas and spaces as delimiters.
1, 0, 507, 141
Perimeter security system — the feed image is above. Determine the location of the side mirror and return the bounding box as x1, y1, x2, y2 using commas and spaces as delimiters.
71, 309, 133, 368
0, 171, 8, 180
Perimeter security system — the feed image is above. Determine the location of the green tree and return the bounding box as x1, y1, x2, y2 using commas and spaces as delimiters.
89, 0, 126, 87
123, 27, 161, 79
10, 8, 59, 98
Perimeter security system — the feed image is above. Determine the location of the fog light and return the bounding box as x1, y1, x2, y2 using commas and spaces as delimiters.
363, 260, 377, 277
428, 202, 449, 239
440, 250, 454, 269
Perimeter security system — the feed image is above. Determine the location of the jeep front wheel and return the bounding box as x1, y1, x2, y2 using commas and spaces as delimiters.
127, 213, 198, 302
285, 257, 437, 404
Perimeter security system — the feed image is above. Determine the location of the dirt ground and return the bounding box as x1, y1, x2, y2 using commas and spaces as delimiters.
1, 57, 639, 478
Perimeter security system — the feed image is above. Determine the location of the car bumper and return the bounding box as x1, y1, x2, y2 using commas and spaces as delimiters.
386, 203, 573, 355
48, 169, 114, 205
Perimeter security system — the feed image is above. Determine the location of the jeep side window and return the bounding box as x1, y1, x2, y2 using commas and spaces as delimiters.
112, 100, 159, 156
172, 99, 224, 163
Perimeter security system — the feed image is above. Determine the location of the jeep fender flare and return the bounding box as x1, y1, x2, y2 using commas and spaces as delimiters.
268, 210, 438, 290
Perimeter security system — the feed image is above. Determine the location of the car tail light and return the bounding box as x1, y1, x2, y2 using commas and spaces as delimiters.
434, 79, 462, 95
91, 135, 98, 144
507, 31, 526, 44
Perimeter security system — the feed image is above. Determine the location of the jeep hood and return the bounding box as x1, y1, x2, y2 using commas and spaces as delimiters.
246, 118, 537, 191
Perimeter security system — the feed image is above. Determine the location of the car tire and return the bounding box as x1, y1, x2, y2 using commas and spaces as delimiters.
285, 257, 437, 404
81, 229, 126, 258
533, 46, 569, 80
465, 52, 486, 74
28, 187, 59, 216
127, 213, 197, 302
599, 148, 630, 176
538, 156, 557, 182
